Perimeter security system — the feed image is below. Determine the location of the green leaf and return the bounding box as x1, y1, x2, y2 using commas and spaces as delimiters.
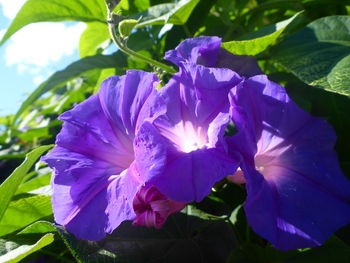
114, 0, 151, 15
18, 221, 56, 235
227, 243, 297, 263
13, 52, 127, 124
0, 195, 53, 237
105, 0, 120, 12
273, 15, 350, 96
118, 19, 139, 38
0, 0, 107, 45
221, 12, 303, 55
16, 173, 51, 195
0, 233, 54, 263
56, 213, 237, 263
0, 145, 53, 221
286, 236, 350, 263
135, 0, 200, 28
79, 22, 110, 58
228, 204, 243, 225
185, 205, 227, 222
14, 127, 49, 142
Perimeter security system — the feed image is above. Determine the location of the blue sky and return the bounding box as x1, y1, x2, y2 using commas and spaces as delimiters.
0, 0, 85, 115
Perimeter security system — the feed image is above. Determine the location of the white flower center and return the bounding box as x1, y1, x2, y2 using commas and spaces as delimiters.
157, 120, 208, 153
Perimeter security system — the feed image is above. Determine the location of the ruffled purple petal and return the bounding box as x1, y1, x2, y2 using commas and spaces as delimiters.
164, 36, 261, 77
42, 147, 142, 241
228, 75, 350, 250
57, 95, 133, 168
243, 166, 350, 251
152, 146, 238, 202
164, 36, 222, 67
98, 70, 159, 137
134, 65, 242, 202
154, 65, 242, 140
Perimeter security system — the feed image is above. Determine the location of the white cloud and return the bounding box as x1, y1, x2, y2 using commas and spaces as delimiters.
5, 22, 85, 67
0, 1, 86, 85
33, 75, 45, 85
0, 0, 26, 19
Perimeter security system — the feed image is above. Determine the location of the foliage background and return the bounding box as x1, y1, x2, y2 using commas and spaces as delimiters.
0, 0, 350, 262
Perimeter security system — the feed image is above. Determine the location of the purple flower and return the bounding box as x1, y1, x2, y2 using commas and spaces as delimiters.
134, 63, 242, 202
227, 75, 350, 250
166, 36, 350, 250
130, 37, 257, 203
42, 70, 179, 241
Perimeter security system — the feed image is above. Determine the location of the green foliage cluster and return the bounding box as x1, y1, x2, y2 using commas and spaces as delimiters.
0, 0, 350, 262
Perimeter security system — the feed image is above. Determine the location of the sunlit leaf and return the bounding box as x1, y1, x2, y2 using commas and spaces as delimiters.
114, 0, 151, 15
0, 195, 52, 237
79, 22, 110, 58
18, 221, 56, 235
118, 19, 139, 38
16, 173, 51, 195
0, 145, 52, 221
222, 12, 303, 55
0, 0, 107, 45
0, 233, 54, 263
273, 15, 350, 96
135, 0, 200, 27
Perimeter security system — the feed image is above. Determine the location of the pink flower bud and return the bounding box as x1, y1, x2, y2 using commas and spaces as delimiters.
132, 185, 186, 228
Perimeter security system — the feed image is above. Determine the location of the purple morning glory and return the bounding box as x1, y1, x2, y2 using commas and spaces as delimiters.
42, 70, 183, 240
134, 63, 242, 202
227, 75, 350, 250
164, 36, 350, 250
131, 36, 259, 203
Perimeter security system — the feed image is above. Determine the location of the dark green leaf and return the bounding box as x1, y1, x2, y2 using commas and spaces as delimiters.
286, 237, 350, 263
56, 213, 237, 263
227, 243, 297, 263
0, 145, 53, 221
273, 15, 350, 96
0, 0, 107, 45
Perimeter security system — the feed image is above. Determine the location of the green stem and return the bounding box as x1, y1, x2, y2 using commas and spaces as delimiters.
107, 14, 176, 74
